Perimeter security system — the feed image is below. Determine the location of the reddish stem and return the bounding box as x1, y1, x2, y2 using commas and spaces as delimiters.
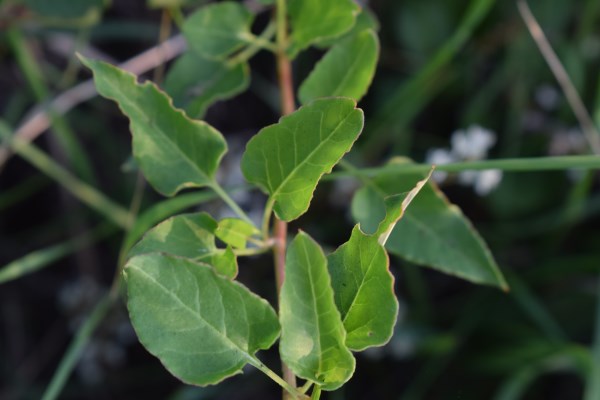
273, 3, 297, 397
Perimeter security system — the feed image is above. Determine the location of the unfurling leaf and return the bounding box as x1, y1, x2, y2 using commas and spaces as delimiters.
241, 98, 364, 222
280, 232, 355, 390
299, 29, 379, 104
129, 213, 237, 279
124, 254, 280, 385
328, 226, 397, 350
215, 218, 260, 250
80, 56, 227, 196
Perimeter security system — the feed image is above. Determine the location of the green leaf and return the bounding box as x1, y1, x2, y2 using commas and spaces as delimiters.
129, 213, 238, 279
80, 56, 227, 196
315, 9, 380, 48
215, 218, 260, 250
182, 2, 254, 60
351, 159, 508, 290
164, 52, 249, 118
279, 232, 355, 390
289, 0, 359, 53
124, 253, 280, 385
299, 29, 379, 104
327, 226, 397, 351
122, 191, 219, 257
241, 98, 364, 221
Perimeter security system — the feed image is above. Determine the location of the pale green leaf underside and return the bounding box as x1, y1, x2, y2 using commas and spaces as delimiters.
182, 2, 253, 59
375, 168, 432, 245
299, 29, 379, 105
241, 98, 364, 221
327, 226, 397, 350
280, 232, 355, 391
164, 51, 249, 118
215, 218, 260, 250
80, 56, 227, 197
124, 253, 279, 386
351, 161, 508, 290
289, 0, 359, 53
129, 213, 237, 279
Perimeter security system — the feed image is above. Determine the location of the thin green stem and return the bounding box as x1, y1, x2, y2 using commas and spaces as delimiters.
249, 358, 302, 399
299, 381, 314, 394
168, 6, 185, 28
310, 386, 321, 400
274, 0, 298, 396
262, 198, 275, 240
329, 156, 600, 181
227, 22, 277, 68
0, 121, 131, 228
585, 277, 600, 400
234, 246, 272, 257
7, 27, 96, 184
111, 172, 147, 297
209, 182, 255, 226
0, 223, 115, 285
517, 0, 600, 154
41, 294, 114, 400
364, 0, 495, 159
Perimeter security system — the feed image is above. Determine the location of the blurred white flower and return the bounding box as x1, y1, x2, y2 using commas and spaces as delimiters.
473, 169, 503, 196
451, 125, 496, 160
425, 125, 502, 196
425, 148, 455, 182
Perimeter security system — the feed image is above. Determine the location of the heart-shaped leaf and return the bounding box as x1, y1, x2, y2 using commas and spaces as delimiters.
241, 98, 363, 221
124, 253, 280, 385
327, 226, 397, 350
299, 29, 379, 104
80, 56, 227, 197
182, 2, 254, 60
164, 52, 249, 118
129, 213, 237, 279
279, 232, 355, 390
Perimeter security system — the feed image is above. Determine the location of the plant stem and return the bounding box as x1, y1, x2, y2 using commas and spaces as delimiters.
209, 182, 255, 226
310, 386, 322, 400
249, 358, 302, 399
0, 121, 131, 229
516, 0, 600, 154
227, 22, 277, 67
41, 294, 114, 400
262, 198, 275, 240
274, 0, 298, 397
0, 223, 115, 284
329, 155, 600, 180
585, 277, 600, 400
0, 34, 187, 171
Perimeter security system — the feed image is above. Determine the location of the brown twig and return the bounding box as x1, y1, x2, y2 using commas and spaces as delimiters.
273, 0, 297, 398
516, 0, 600, 154
0, 34, 186, 170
